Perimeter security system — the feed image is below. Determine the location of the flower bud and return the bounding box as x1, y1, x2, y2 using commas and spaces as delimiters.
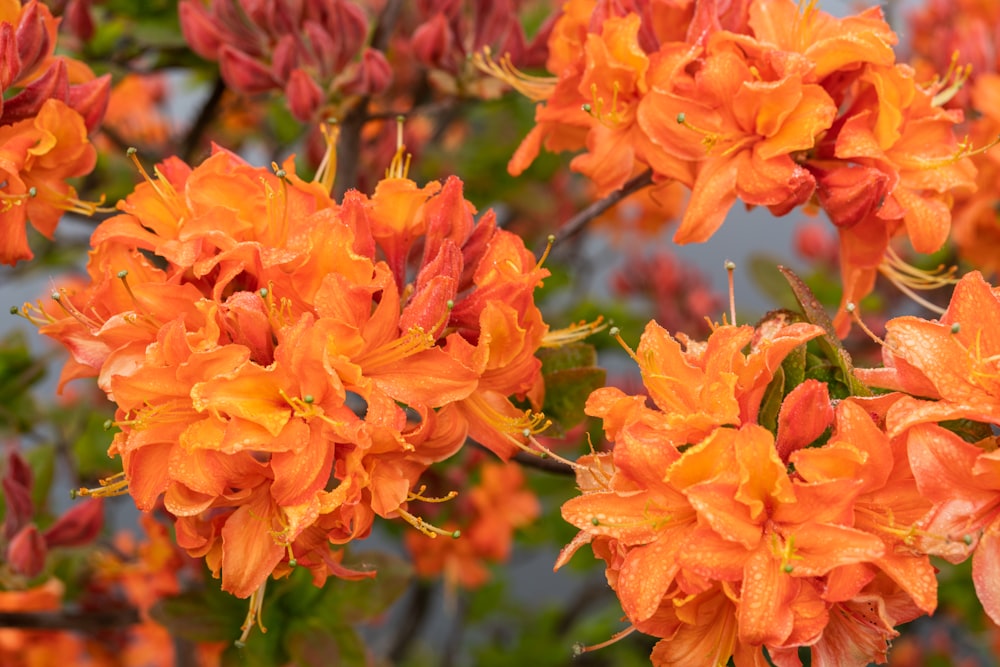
179, 0, 225, 60
775, 380, 834, 462
64, 0, 96, 42
303, 19, 338, 76
342, 48, 392, 96
0, 23, 22, 90
2, 451, 34, 540
219, 45, 278, 95
14, 1, 53, 81
318, 0, 368, 70
272, 33, 301, 82
412, 13, 454, 70
42, 497, 104, 548
0, 59, 67, 126
67, 73, 111, 133
286, 67, 324, 122
8, 524, 47, 577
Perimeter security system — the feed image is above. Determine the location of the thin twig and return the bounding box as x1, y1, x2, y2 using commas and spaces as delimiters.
512, 450, 576, 476
550, 169, 655, 249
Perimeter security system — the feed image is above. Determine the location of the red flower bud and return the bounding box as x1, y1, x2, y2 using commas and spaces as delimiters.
1, 59, 68, 126
67, 73, 111, 133
303, 19, 338, 76
0, 23, 22, 90
342, 48, 392, 96
318, 0, 368, 70
8, 524, 47, 577
15, 1, 53, 81
42, 498, 104, 548
179, 0, 226, 60
286, 67, 324, 122
412, 13, 454, 70
219, 45, 277, 95
2, 451, 34, 540
64, 0, 96, 42
775, 380, 834, 462
272, 33, 300, 82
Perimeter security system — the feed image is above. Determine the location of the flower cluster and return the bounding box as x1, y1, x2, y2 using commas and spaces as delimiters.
0, 0, 110, 266
491, 0, 980, 333
22, 140, 555, 614
557, 317, 943, 665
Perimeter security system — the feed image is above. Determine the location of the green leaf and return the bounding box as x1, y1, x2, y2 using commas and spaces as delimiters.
320, 551, 412, 623
541, 367, 606, 436
778, 266, 871, 397
285, 620, 367, 667
150, 587, 246, 643
537, 343, 605, 435
748, 254, 799, 310
537, 342, 597, 374
758, 365, 785, 435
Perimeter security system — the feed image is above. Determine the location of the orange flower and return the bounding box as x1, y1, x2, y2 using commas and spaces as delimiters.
907, 423, 1000, 624
0, 98, 97, 265
857, 271, 1000, 436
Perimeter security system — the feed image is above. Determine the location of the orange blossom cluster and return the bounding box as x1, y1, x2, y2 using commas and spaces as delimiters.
20, 142, 557, 613
491, 0, 982, 333
557, 316, 950, 666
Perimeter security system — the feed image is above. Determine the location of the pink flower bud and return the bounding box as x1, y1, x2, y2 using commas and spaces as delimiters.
8, 524, 47, 577
412, 13, 454, 70
219, 45, 277, 95
65, 0, 96, 42
303, 19, 338, 76
67, 73, 111, 133
272, 33, 300, 82
286, 67, 324, 122
2, 451, 34, 540
14, 1, 53, 80
0, 59, 68, 127
0, 23, 22, 90
42, 498, 104, 548
179, 0, 226, 60
318, 0, 368, 70
342, 47, 392, 96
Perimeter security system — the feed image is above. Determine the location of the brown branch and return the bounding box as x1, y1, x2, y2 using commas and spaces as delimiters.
182, 75, 227, 164
548, 169, 655, 250
0, 607, 140, 632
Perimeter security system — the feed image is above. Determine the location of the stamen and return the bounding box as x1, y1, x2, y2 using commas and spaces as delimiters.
931, 52, 973, 107
572, 625, 637, 655
235, 580, 268, 648
73, 471, 129, 499
385, 116, 412, 180
609, 326, 640, 364
408, 485, 458, 503
396, 507, 461, 539
535, 234, 555, 270
725, 260, 737, 325
542, 316, 607, 347
846, 302, 886, 347
878, 249, 952, 315
127, 147, 184, 217
357, 327, 434, 370
473, 47, 556, 101
314, 119, 339, 194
